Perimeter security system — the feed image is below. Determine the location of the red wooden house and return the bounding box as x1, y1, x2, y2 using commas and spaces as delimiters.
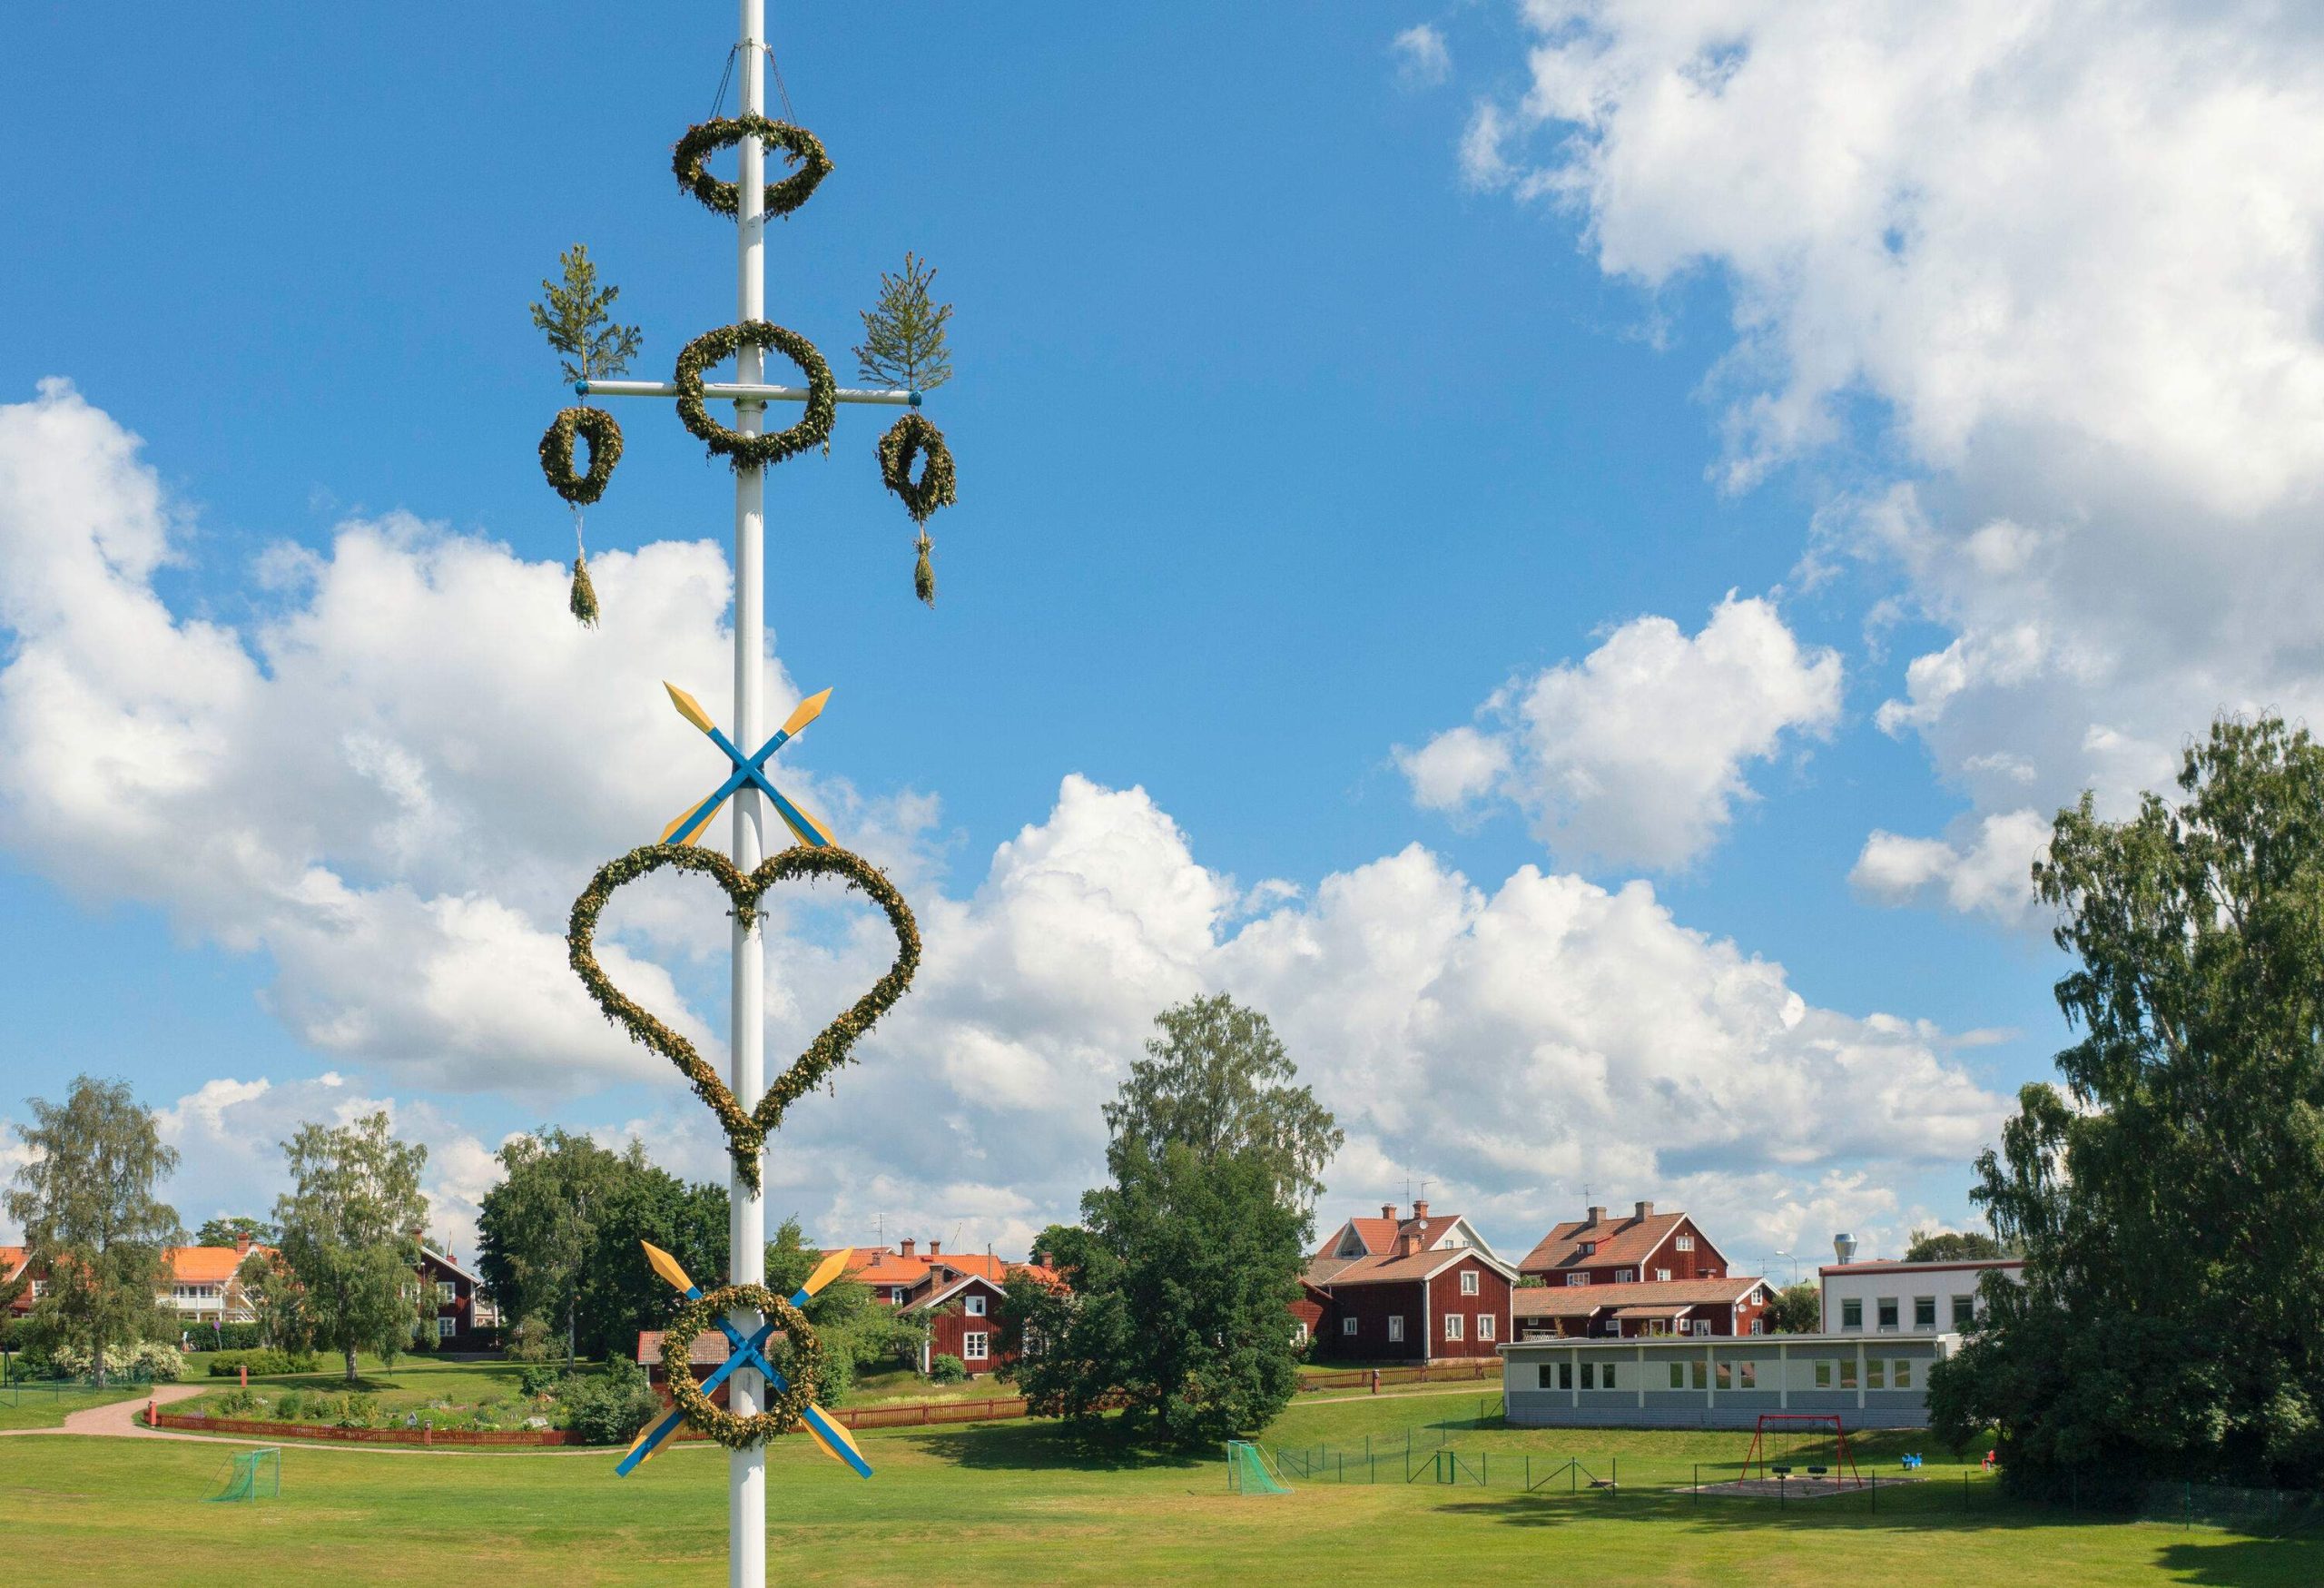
1301, 1202, 1519, 1363
1518, 1201, 1735, 1287
415, 1245, 500, 1352
1511, 1274, 1774, 1338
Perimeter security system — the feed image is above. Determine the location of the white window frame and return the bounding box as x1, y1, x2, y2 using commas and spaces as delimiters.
1675, 1235, 1695, 1252
436, 1280, 457, 1305
1341, 1316, 1359, 1337
1460, 1270, 1479, 1296
1615, 1268, 1634, 1283
436, 1315, 457, 1340
1913, 1295, 1936, 1332
1476, 1313, 1494, 1341
965, 1294, 987, 1317
962, 1331, 989, 1362
1840, 1297, 1863, 1331
1565, 1272, 1590, 1287
1876, 1297, 1900, 1333
1444, 1313, 1464, 1342
1894, 1358, 1913, 1389
1951, 1294, 1976, 1330
1655, 1268, 1671, 1282
1293, 1321, 1308, 1345
1387, 1315, 1405, 1344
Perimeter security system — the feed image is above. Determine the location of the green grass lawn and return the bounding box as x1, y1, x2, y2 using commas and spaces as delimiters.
0, 1383, 147, 1431
3, 1388, 2315, 1584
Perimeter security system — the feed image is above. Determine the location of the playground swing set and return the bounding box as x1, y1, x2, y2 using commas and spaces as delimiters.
1743, 1414, 1863, 1490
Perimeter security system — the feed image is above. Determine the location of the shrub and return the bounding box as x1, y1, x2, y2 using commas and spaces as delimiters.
561, 1358, 662, 1445
47, 1340, 182, 1381
205, 1348, 320, 1377
930, 1354, 967, 1384
517, 1363, 561, 1397
274, 1390, 307, 1420
504, 1315, 556, 1363
213, 1388, 261, 1417
199, 1322, 264, 1352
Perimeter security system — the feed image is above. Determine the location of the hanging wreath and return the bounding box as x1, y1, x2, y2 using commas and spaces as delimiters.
537, 407, 624, 506
675, 321, 837, 472
662, 1283, 824, 1449
876, 412, 957, 525
673, 117, 832, 221
566, 842, 921, 1190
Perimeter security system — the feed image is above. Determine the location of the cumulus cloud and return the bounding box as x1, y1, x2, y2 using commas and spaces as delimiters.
1393, 24, 1452, 88
1850, 809, 2054, 927
1468, 1, 2324, 921
0, 384, 1996, 1261
1397, 594, 1841, 869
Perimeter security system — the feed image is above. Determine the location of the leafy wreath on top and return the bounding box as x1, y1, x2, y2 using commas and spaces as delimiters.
537, 406, 625, 506
673, 116, 833, 221
675, 321, 837, 471
662, 1283, 823, 1449
566, 842, 921, 1191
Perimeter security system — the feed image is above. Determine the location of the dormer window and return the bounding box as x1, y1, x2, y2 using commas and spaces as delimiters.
1578, 1242, 1596, 1258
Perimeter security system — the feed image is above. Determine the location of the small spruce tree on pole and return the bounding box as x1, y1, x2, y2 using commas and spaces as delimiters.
857, 254, 957, 605
529, 244, 643, 626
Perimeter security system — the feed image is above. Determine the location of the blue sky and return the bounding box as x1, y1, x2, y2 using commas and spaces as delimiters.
10, 3, 2314, 1277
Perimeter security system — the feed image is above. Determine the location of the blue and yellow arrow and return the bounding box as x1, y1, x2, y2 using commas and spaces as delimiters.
659, 685, 835, 851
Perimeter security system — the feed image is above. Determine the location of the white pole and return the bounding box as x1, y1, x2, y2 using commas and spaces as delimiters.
729, 2, 768, 1586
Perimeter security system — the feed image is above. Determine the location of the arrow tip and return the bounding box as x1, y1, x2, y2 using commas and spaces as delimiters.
780, 688, 833, 739
664, 683, 716, 734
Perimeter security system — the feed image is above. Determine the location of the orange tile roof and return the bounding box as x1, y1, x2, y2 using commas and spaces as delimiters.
1511, 1276, 1768, 1318
0, 1246, 25, 1279
166, 1246, 269, 1284
848, 1250, 931, 1287
1518, 1211, 1691, 1274
1315, 1217, 1401, 1258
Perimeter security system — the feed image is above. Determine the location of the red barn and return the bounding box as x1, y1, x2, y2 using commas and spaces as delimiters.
1301, 1201, 1518, 1363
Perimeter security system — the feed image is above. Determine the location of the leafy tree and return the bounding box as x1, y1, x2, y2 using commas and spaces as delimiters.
528, 243, 642, 385
852, 252, 953, 392
762, 1218, 924, 1399
1904, 1228, 2008, 1263
271, 1112, 428, 1383
2, 1076, 180, 1385
195, 1215, 276, 1248
570, 1162, 728, 1363
1929, 717, 2324, 1494
477, 1129, 632, 1368
234, 1248, 312, 1350
1102, 993, 1344, 1212
1766, 1281, 1821, 1334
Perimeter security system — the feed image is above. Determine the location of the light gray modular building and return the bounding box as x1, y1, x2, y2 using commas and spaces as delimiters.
1499, 1331, 1959, 1430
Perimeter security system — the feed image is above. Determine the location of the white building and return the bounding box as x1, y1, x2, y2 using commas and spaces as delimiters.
1817, 1253, 2023, 1336
1500, 1332, 1961, 1429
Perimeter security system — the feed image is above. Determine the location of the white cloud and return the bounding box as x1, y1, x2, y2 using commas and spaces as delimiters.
1393, 24, 1453, 88
0, 385, 1998, 1263
1850, 808, 2053, 926
1398, 594, 1841, 869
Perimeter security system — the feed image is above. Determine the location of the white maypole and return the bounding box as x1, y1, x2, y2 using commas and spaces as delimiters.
728, 2, 770, 1584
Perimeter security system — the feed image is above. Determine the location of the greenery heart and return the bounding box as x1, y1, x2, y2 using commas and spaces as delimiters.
566, 843, 921, 1191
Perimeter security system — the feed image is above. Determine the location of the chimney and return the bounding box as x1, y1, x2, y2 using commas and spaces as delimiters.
1396, 1229, 1420, 1258
1834, 1232, 1857, 1265
930, 1239, 941, 1257
1413, 1199, 1430, 1223
901, 1238, 916, 1259
1633, 1200, 1654, 1221
1586, 1205, 1607, 1226
1381, 1203, 1397, 1221
234, 1232, 253, 1257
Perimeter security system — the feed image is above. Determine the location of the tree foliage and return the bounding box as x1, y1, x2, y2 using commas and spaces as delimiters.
1766, 1280, 1822, 1334
763, 1217, 924, 1398
1008, 996, 1327, 1446
1905, 1228, 2008, 1263
572, 1161, 729, 1364
528, 243, 643, 386
1929, 717, 2324, 1494
271, 1112, 428, 1383
852, 252, 952, 393
2, 1076, 180, 1383
478, 1129, 633, 1368
234, 1248, 311, 1350
1102, 993, 1344, 1212
195, 1215, 276, 1248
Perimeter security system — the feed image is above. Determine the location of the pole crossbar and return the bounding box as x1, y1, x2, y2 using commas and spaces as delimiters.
577, 378, 921, 407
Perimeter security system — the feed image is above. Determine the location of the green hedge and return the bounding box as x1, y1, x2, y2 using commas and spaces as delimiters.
206, 1348, 321, 1377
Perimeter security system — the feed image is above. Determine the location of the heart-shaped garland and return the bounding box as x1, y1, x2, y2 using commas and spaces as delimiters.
662, 1283, 822, 1449
567, 843, 920, 1191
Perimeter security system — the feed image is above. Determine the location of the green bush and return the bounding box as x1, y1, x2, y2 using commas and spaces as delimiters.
197, 1322, 264, 1352
47, 1340, 182, 1381
517, 1363, 561, 1397
205, 1348, 320, 1377
274, 1389, 307, 1420
930, 1354, 967, 1384
213, 1388, 261, 1417
560, 1357, 662, 1445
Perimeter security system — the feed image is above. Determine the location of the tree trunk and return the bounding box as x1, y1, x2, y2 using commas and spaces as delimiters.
93, 1328, 108, 1388
345, 1345, 359, 1383
567, 1294, 577, 1371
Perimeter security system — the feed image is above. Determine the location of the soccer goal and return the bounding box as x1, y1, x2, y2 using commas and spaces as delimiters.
1742, 1415, 1861, 1488
1225, 1440, 1291, 1496
209, 1446, 281, 1503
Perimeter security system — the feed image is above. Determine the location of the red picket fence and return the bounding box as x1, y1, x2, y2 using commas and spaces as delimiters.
1296, 1359, 1500, 1394
151, 1408, 578, 1445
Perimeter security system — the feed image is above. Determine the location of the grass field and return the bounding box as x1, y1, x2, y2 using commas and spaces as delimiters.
0, 1383, 144, 1431
4, 1387, 2315, 1584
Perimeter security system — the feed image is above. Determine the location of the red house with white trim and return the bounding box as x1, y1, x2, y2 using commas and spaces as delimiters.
1301, 1201, 1518, 1363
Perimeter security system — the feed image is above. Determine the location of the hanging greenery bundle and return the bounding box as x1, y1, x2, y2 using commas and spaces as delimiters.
661, 1283, 824, 1448
566, 841, 921, 1191
675, 321, 836, 471
529, 245, 643, 626
568, 550, 601, 627
673, 116, 832, 221
877, 413, 956, 607
538, 406, 625, 505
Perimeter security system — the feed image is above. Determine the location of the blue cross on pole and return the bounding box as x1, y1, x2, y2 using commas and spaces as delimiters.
658, 683, 835, 851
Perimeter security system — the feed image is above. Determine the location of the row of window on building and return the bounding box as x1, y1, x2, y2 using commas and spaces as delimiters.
1340, 1311, 1500, 1344
1840, 1294, 1974, 1332
1531, 1356, 1921, 1392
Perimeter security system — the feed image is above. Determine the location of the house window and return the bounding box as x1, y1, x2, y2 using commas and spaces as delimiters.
1342, 1316, 1359, 1337
1460, 1270, 1479, 1296
1867, 1358, 1886, 1390
1557, 1362, 1572, 1389
1444, 1314, 1464, 1342
1675, 1235, 1695, 1251
1952, 1294, 1976, 1330
1537, 1365, 1555, 1390
1738, 1362, 1757, 1389
1476, 1313, 1494, 1341
1670, 1363, 1685, 1389
1876, 1297, 1899, 1332
436, 1281, 456, 1305
1840, 1358, 1859, 1390
1715, 1362, 1732, 1390
963, 1332, 989, 1362
1293, 1322, 1309, 1345
891, 1287, 907, 1304
436, 1316, 456, 1340
1387, 1316, 1405, 1344
1603, 1364, 1617, 1389
1691, 1360, 1708, 1390
1578, 1241, 1596, 1258
1815, 1361, 1833, 1388
1615, 1268, 1635, 1283
1655, 1268, 1671, 1282
1913, 1296, 1936, 1331
966, 1294, 987, 1317
1581, 1362, 1595, 1389
1566, 1273, 1590, 1287
1895, 1359, 1913, 1388
1840, 1298, 1863, 1331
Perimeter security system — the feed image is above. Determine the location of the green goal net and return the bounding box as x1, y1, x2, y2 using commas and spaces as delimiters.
210, 1446, 281, 1503
1226, 1440, 1290, 1496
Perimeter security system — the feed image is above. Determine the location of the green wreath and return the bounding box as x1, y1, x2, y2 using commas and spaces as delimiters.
673, 117, 832, 221
876, 412, 958, 525
662, 1284, 823, 1449
675, 321, 837, 471
566, 842, 921, 1191
537, 407, 624, 506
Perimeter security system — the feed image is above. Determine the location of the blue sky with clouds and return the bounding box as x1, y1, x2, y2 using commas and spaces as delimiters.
9, 2, 2317, 1277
